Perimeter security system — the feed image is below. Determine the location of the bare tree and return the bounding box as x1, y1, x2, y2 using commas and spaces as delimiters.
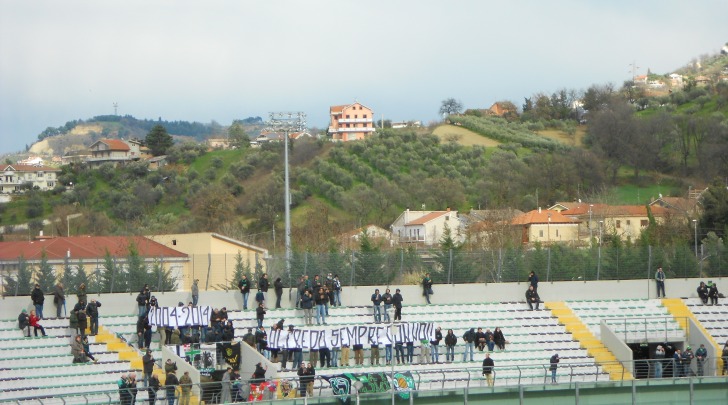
439, 98, 463, 116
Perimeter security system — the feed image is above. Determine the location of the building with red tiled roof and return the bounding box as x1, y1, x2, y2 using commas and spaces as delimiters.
1, 164, 62, 193
328, 102, 375, 142
0, 236, 188, 295
88, 139, 142, 166
511, 208, 581, 245
390, 209, 461, 246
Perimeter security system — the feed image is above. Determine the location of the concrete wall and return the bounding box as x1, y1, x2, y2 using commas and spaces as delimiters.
1, 277, 722, 319
600, 321, 636, 375
688, 317, 719, 375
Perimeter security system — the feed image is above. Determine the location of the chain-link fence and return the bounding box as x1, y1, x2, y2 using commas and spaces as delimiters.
2, 244, 724, 296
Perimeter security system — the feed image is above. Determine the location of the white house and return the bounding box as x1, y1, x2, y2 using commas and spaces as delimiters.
390, 209, 461, 246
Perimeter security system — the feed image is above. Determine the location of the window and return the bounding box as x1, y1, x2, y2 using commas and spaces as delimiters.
346, 115, 350, 119
640, 220, 648, 227
539, 230, 544, 237
363, 114, 368, 118
616, 220, 621, 229
555, 229, 560, 237
355, 115, 358, 118
46, 182, 54, 187
626, 220, 631, 226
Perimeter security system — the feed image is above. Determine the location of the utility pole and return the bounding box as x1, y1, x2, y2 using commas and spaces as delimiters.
113, 102, 118, 116
266, 112, 307, 282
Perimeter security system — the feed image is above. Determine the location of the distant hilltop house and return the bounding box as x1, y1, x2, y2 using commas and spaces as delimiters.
336, 225, 394, 249
669, 73, 684, 88
251, 131, 313, 147
390, 208, 462, 246
511, 208, 581, 245
328, 102, 375, 142
206, 138, 231, 150
0, 164, 61, 193
17, 156, 44, 166
391, 121, 422, 129
87, 139, 142, 167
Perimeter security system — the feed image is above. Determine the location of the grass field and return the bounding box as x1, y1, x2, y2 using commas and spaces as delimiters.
611, 183, 682, 205
537, 126, 586, 147
432, 124, 501, 147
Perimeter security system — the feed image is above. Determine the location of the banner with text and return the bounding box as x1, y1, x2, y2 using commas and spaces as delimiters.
147, 306, 211, 327
267, 322, 434, 350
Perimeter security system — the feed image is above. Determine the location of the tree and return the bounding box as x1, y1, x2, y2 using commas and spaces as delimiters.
431, 223, 474, 283
150, 259, 177, 292
72, 260, 90, 293
35, 252, 56, 292
227, 252, 252, 290
439, 98, 463, 116
700, 180, 728, 239
2, 256, 32, 296
228, 122, 250, 149
354, 231, 392, 285
61, 257, 76, 295
98, 251, 123, 293
145, 124, 173, 156
126, 243, 150, 293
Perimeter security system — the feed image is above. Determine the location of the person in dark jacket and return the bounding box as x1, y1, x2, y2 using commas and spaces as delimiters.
86, 299, 101, 335
274, 277, 284, 309
431, 327, 443, 363
165, 370, 178, 405
53, 282, 65, 318
258, 274, 270, 303
482, 353, 495, 386
528, 271, 539, 291
526, 285, 540, 310
136, 289, 149, 317
256, 302, 266, 328
475, 327, 487, 351
315, 287, 328, 325
18, 309, 30, 337
148, 374, 160, 403
493, 327, 506, 351
238, 275, 251, 310
445, 329, 457, 362
31, 283, 45, 319
252, 362, 267, 383
462, 328, 475, 362
708, 282, 720, 306
549, 353, 559, 383
371, 289, 382, 323
697, 281, 709, 304
392, 289, 404, 321
422, 273, 433, 304
301, 290, 314, 326
82, 335, 98, 363
142, 349, 154, 387
76, 283, 87, 307
76, 308, 87, 338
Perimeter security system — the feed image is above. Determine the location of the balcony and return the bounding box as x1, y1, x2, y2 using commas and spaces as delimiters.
336, 127, 376, 133
338, 118, 372, 124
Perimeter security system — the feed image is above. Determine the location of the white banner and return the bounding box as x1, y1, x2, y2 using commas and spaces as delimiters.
147, 306, 211, 327
267, 322, 435, 350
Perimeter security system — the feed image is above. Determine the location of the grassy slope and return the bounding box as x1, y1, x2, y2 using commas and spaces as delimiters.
432, 124, 501, 147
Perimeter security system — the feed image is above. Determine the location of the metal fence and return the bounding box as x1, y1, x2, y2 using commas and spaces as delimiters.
1, 243, 724, 296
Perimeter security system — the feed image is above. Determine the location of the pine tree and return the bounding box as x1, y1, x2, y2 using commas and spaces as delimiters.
145, 124, 173, 156
3, 255, 33, 296
150, 259, 177, 292
35, 251, 56, 292
98, 251, 123, 293
126, 243, 150, 293
61, 257, 76, 294
355, 231, 391, 285
432, 223, 475, 283
228, 252, 252, 290
72, 260, 90, 293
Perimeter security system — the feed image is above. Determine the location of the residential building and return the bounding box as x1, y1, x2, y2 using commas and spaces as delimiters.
511, 208, 581, 245
0, 235, 189, 295
206, 138, 231, 149
649, 195, 701, 219
390, 209, 461, 246
548, 202, 671, 242
0, 164, 61, 193
147, 233, 268, 290
336, 225, 393, 249
328, 102, 375, 142
87, 139, 142, 166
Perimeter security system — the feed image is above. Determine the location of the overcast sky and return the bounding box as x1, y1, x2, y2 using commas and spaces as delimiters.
1, 0, 727, 155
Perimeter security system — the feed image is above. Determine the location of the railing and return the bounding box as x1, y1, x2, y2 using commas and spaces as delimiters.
603, 316, 689, 342
7, 359, 724, 404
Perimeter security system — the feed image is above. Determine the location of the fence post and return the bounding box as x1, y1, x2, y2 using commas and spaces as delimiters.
350, 251, 355, 286
447, 249, 453, 284
647, 246, 652, 299
399, 249, 404, 278
546, 247, 551, 282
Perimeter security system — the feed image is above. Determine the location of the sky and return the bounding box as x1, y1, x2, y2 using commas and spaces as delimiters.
1, 0, 727, 155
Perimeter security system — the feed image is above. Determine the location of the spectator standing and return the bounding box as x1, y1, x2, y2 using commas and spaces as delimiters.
462, 328, 475, 362
118, 374, 129, 405
722, 341, 728, 376
673, 349, 682, 377
392, 289, 404, 321
295, 276, 306, 309
76, 283, 87, 307
431, 327, 442, 363
191, 279, 199, 306
371, 289, 382, 323
315, 287, 328, 325
406, 340, 414, 364
422, 273, 433, 304
53, 282, 65, 318
305, 363, 315, 397
142, 349, 154, 387
528, 271, 539, 292
695, 344, 708, 376
325, 273, 335, 309
653, 345, 665, 378
76, 308, 87, 338
382, 289, 393, 323
383, 340, 392, 366
682, 346, 694, 376
136, 288, 149, 317
239, 275, 251, 310
301, 290, 314, 326
354, 342, 365, 366
274, 277, 284, 309
482, 353, 494, 386
333, 274, 342, 306
31, 283, 45, 319
165, 370, 179, 405
708, 282, 719, 306
256, 302, 266, 328
369, 338, 380, 366
341, 343, 350, 367
148, 374, 160, 403
526, 286, 540, 310
179, 371, 192, 405
29, 309, 47, 337
419, 337, 430, 364
394, 340, 405, 365
655, 267, 666, 298
258, 274, 270, 303
549, 353, 559, 383
320, 341, 332, 368
18, 309, 30, 337
445, 329, 457, 362
86, 299, 101, 336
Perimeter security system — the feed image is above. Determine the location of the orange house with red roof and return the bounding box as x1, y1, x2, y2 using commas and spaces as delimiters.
328, 102, 375, 142
88, 139, 142, 166
511, 208, 581, 245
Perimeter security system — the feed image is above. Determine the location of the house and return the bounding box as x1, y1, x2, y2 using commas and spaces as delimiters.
87, 139, 142, 166
648, 195, 701, 218
511, 208, 581, 245
336, 225, 393, 249
0, 235, 189, 295
461, 209, 523, 246
328, 102, 375, 142
17, 156, 44, 166
146, 155, 167, 170
206, 138, 231, 150
488, 102, 518, 119
548, 202, 671, 242
390, 209, 461, 246
146, 233, 269, 290
61, 149, 92, 165
669, 73, 684, 88
0, 164, 62, 193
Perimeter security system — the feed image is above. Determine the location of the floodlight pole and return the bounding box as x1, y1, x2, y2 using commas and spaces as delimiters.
266, 112, 307, 281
